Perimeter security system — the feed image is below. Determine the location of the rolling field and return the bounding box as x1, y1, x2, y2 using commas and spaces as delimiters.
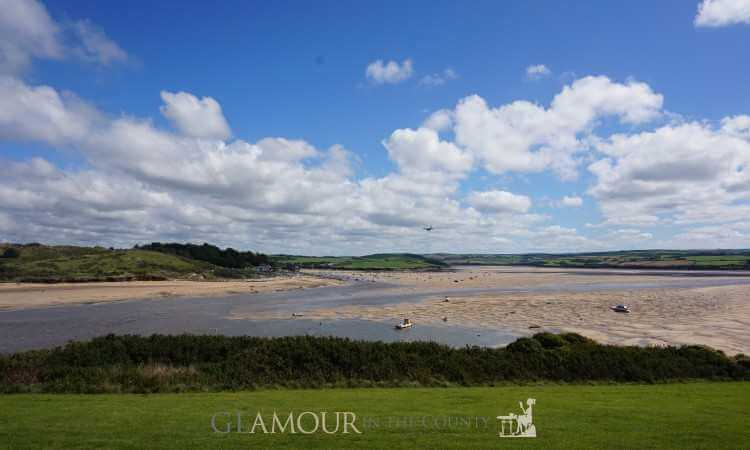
1, 383, 748, 449
432, 250, 750, 270
272, 253, 446, 270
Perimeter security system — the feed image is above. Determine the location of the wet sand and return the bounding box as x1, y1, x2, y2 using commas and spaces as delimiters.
0, 275, 342, 310
287, 285, 749, 355
260, 267, 750, 355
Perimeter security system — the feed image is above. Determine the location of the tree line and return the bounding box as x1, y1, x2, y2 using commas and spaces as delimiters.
135, 242, 269, 268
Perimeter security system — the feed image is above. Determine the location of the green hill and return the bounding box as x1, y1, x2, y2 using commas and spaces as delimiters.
0, 244, 257, 282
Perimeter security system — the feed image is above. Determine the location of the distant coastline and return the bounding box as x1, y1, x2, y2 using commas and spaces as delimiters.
275, 249, 750, 271
4, 244, 750, 285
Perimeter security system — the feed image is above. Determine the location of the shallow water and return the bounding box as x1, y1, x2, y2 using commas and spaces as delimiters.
0, 290, 517, 353
2, 268, 750, 353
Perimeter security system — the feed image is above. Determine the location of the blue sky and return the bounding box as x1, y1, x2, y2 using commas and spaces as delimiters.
1, 0, 750, 254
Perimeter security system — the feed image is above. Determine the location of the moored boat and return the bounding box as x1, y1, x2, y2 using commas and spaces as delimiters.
395, 318, 413, 329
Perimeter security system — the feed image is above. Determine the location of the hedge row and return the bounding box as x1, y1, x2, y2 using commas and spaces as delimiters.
1, 333, 747, 393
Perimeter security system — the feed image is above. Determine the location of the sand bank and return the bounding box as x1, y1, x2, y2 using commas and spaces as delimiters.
308, 266, 750, 289
0, 275, 343, 310
288, 268, 750, 355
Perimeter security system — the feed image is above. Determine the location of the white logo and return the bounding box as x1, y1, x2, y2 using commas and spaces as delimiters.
497, 398, 536, 438
211, 411, 362, 435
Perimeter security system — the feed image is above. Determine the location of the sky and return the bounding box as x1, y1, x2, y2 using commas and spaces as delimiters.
1, 0, 750, 255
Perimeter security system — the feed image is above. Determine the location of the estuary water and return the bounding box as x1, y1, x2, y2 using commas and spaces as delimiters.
2, 268, 750, 353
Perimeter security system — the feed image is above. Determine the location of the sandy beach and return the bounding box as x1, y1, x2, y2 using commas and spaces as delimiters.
0, 275, 343, 310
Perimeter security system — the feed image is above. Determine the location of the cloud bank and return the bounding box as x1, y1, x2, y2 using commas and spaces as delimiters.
3, 70, 748, 253
1, 4, 749, 253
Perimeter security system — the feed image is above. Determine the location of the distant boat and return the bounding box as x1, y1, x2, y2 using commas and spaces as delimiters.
292, 312, 305, 317
395, 318, 413, 329
423, 225, 433, 231
610, 304, 630, 313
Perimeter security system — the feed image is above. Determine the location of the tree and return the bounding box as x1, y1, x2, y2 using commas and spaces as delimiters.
135, 242, 269, 268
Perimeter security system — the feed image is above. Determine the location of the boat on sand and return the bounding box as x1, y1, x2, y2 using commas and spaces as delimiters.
395, 318, 413, 329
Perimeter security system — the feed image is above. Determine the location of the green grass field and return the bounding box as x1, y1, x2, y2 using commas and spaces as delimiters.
271, 253, 446, 270
1, 383, 747, 449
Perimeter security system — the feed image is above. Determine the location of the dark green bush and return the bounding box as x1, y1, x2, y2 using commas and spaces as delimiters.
559, 332, 594, 345
1, 248, 20, 258
532, 332, 567, 349
734, 354, 750, 370
506, 337, 543, 353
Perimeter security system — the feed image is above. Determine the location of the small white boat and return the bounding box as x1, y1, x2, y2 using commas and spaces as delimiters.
395, 318, 413, 329
610, 304, 630, 313
292, 312, 305, 317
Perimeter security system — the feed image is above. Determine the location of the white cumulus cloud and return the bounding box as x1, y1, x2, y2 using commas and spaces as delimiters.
452, 76, 663, 180
588, 120, 750, 226
0, 0, 63, 74
159, 91, 231, 140
0, 0, 128, 74
695, 0, 750, 27
419, 68, 458, 87
365, 58, 413, 84
525, 64, 551, 80
0, 76, 101, 145
561, 195, 583, 207
70, 19, 128, 66
383, 127, 473, 176
422, 109, 454, 132
467, 190, 532, 214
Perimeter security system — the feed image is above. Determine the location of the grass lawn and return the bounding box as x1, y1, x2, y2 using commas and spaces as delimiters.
1, 382, 748, 449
